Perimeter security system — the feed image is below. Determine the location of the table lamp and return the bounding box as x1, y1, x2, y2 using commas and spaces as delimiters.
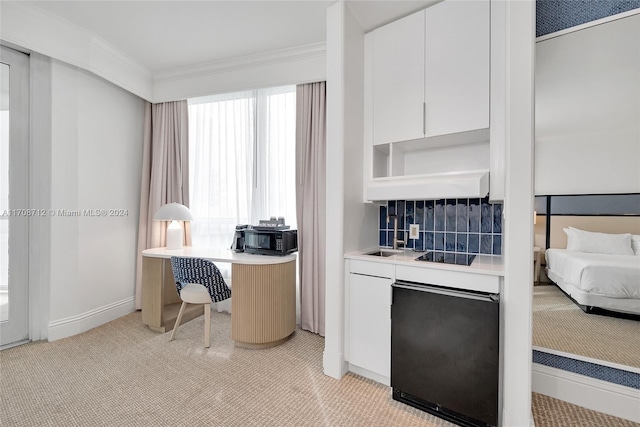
154, 203, 194, 250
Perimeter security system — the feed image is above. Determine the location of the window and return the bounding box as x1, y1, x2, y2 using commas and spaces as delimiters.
188, 86, 297, 249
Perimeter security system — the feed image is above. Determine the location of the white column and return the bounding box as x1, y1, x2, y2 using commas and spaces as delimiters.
502, 0, 535, 426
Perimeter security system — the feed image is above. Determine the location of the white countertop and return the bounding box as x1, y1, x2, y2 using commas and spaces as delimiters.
142, 247, 297, 265
345, 247, 504, 276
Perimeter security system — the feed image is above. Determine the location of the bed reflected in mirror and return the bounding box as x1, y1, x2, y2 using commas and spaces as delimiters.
532, 195, 640, 376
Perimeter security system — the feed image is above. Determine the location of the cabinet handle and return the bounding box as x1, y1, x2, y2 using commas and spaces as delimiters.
422, 102, 426, 135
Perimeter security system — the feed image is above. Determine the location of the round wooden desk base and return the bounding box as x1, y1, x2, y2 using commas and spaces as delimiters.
231, 260, 296, 348
234, 332, 294, 349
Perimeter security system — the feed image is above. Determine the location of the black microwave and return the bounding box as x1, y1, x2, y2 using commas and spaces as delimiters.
243, 229, 298, 256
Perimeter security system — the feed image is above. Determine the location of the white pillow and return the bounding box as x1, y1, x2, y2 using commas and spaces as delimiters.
632, 234, 640, 256
563, 227, 634, 255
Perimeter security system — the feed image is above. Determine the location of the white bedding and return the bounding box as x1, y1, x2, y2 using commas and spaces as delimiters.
545, 249, 640, 299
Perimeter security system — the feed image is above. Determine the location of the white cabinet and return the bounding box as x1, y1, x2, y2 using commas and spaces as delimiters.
372, 11, 425, 145
364, 0, 491, 201
370, 0, 489, 145
424, 0, 490, 137
347, 261, 392, 381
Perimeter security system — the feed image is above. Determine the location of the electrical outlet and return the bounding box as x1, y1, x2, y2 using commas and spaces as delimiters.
409, 224, 419, 240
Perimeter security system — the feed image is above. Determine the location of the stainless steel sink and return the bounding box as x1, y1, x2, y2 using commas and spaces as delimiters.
364, 250, 398, 257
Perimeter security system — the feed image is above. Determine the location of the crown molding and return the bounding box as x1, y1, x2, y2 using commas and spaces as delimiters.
154, 42, 327, 84
1, 1, 327, 103
0, 1, 153, 101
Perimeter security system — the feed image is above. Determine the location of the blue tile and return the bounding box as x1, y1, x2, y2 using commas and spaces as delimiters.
493, 203, 502, 234
405, 201, 415, 230
387, 231, 394, 247
444, 252, 455, 264
425, 232, 434, 250
456, 233, 468, 252
434, 252, 445, 262
435, 232, 445, 251
445, 233, 456, 251
405, 237, 414, 250
379, 205, 388, 230
397, 201, 405, 230
425, 201, 435, 231
481, 198, 493, 233
468, 234, 480, 253
469, 199, 481, 233
435, 199, 445, 231
445, 199, 457, 232
379, 231, 387, 247
387, 201, 396, 228
455, 253, 471, 266
415, 201, 424, 230
456, 199, 469, 232
481, 234, 493, 254
493, 235, 502, 255
415, 231, 424, 252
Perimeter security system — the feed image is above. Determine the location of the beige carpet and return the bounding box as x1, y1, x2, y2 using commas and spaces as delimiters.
533, 285, 640, 368
0, 310, 636, 427
532, 392, 639, 427
0, 311, 455, 427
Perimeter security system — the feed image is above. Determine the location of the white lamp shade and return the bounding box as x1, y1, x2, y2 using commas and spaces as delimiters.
154, 203, 193, 250
154, 203, 194, 221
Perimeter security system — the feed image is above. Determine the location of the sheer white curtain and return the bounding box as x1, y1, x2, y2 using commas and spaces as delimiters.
253, 86, 297, 226
188, 86, 297, 251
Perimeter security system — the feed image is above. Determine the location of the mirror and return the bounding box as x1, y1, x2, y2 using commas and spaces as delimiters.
533, 12, 640, 373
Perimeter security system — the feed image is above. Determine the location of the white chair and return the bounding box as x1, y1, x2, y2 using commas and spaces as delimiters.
169, 256, 231, 348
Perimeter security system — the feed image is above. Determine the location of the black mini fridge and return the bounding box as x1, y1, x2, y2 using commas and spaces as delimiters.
391, 280, 500, 427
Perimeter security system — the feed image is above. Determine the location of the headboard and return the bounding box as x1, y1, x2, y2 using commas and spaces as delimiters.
534, 193, 640, 249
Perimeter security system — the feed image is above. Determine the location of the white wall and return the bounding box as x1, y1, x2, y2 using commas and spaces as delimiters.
324, 1, 347, 379
48, 60, 145, 340
153, 44, 327, 103
342, 8, 378, 254
535, 13, 640, 195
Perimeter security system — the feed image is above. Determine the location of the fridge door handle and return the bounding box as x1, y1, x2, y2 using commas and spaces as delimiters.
392, 281, 498, 303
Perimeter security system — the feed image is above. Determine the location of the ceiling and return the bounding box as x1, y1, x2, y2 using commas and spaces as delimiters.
24, 0, 435, 74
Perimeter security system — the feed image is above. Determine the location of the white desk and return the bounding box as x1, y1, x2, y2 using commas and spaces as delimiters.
141, 247, 297, 348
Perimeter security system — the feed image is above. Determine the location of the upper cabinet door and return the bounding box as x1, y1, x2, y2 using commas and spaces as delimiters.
425, 0, 490, 137
372, 11, 426, 146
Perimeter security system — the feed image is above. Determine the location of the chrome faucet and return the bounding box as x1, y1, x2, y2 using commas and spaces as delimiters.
386, 214, 406, 250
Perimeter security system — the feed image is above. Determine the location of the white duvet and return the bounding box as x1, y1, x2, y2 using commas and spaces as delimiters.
546, 249, 640, 299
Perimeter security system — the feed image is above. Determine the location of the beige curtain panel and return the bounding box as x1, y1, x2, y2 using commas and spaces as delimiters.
134, 100, 190, 310
296, 82, 327, 336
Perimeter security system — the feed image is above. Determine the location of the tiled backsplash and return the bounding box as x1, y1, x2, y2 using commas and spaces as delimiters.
379, 198, 503, 256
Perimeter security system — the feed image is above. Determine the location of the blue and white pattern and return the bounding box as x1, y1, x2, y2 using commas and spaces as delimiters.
170, 257, 231, 302
533, 350, 640, 389
536, 0, 640, 37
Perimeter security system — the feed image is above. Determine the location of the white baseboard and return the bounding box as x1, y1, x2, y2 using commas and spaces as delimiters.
348, 363, 390, 386
532, 362, 640, 423
323, 350, 348, 379
48, 297, 135, 341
